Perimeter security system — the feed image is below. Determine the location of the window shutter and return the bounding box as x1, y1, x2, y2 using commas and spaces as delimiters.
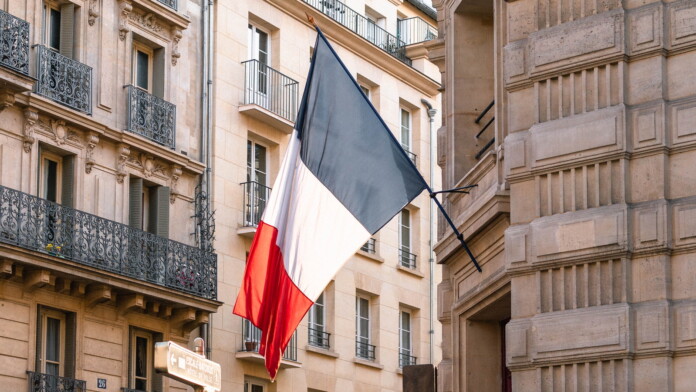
35, 307, 43, 372
152, 48, 165, 98
152, 333, 164, 392
59, 3, 74, 59
64, 313, 76, 377
149, 186, 169, 238
129, 178, 143, 230
61, 155, 75, 208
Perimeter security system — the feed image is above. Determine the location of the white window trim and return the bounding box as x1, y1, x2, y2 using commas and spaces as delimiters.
40, 308, 66, 376
132, 42, 154, 93
40, 151, 63, 204
43, 2, 61, 51
356, 296, 370, 343
399, 209, 412, 255
130, 329, 154, 391
247, 139, 269, 186
248, 24, 271, 65
400, 108, 412, 151
309, 292, 325, 332
399, 310, 412, 357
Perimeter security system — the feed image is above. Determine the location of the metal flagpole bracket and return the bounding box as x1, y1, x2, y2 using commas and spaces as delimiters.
425, 184, 482, 273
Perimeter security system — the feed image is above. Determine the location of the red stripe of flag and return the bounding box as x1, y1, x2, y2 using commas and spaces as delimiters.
233, 221, 313, 380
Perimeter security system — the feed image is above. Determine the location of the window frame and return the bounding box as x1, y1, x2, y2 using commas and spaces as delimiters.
246, 139, 269, 186
244, 378, 267, 392
398, 310, 412, 367
308, 292, 326, 347
132, 42, 154, 93
43, 2, 62, 52
247, 24, 270, 65
130, 329, 154, 391
39, 308, 66, 377
399, 209, 412, 255
40, 151, 63, 204
355, 296, 370, 343
400, 108, 412, 152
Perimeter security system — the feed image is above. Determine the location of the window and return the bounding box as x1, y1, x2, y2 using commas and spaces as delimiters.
308, 292, 327, 348
44, 2, 75, 58
36, 307, 76, 379
400, 108, 412, 152
399, 209, 415, 268
244, 378, 266, 392
245, 140, 268, 226
399, 310, 415, 367
129, 177, 170, 238
248, 25, 270, 97
40, 151, 62, 204
129, 329, 162, 392
355, 296, 373, 360
133, 43, 153, 92
360, 85, 370, 101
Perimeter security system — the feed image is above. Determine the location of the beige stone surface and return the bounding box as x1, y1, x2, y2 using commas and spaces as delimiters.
431, 0, 696, 389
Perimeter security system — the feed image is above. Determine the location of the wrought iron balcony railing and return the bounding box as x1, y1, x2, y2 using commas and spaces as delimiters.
0, 9, 29, 75
397, 17, 437, 45
156, 0, 177, 10
401, 144, 418, 165
0, 185, 217, 299
242, 319, 297, 361
355, 339, 376, 360
121, 389, 146, 392
360, 237, 376, 254
27, 371, 87, 392
34, 45, 92, 115
302, 0, 411, 66
308, 326, 331, 349
399, 248, 417, 269
242, 181, 271, 228
126, 85, 176, 148
243, 60, 299, 123
399, 352, 417, 368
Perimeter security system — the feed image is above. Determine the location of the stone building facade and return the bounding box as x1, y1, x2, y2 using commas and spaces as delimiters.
0, 0, 219, 391
209, 0, 442, 391
429, 0, 696, 390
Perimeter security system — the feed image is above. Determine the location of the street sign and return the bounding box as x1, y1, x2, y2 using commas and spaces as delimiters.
154, 341, 222, 392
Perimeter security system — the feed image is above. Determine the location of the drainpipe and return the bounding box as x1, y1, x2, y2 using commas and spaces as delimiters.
421, 98, 437, 364
199, 0, 215, 360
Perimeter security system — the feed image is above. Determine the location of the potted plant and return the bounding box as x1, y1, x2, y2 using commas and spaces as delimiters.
245, 340, 258, 352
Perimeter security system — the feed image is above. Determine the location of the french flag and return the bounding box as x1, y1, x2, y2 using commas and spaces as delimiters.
233, 28, 427, 379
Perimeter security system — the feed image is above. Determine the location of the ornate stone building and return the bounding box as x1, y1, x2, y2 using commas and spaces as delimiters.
0, 0, 219, 391
429, 0, 696, 390
209, 0, 442, 391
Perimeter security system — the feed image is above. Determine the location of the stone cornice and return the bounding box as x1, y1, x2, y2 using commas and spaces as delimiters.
266, 0, 441, 97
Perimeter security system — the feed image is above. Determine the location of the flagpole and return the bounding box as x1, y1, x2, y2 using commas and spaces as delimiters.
426, 186, 482, 272
307, 24, 482, 273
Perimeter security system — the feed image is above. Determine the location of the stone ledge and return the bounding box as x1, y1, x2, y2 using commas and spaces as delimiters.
396, 264, 424, 278
305, 345, 339, 358
356, 250, 384, 263
353, 357, 384, 369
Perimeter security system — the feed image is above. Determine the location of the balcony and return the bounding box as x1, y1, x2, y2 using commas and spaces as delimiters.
0, 185, 217, 300
360, 238, 376, 254
399, 352, 417, 368
238, 181, 271, 237
237, 319, 300, 368
302, 0, 411, 66
0, 9, 29, 75
241, 60, 299, 132
156, 0, 177, 10
34, 45, 92, 115
126, 85, 176, 148
403, 147, 417, 165
27, 371, 86, 392
399, 248, 417, 269
308, 326, 331, 350
355, 339, 376, 361
397, 17, 437, 45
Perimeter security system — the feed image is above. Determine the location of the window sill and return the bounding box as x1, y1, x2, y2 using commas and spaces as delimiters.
356, 249, 384, 263
353, 357, 384, 369
305, 345, 339, 358
396, 264, 424, 278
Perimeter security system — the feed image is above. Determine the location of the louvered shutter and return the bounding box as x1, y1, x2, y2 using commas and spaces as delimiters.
148, 186, 169, 238
59, 3, 74, 59
61, 155, 75, 208
64, 313, 76, 377
153, 48, 165, 98
129, 178, 143, 230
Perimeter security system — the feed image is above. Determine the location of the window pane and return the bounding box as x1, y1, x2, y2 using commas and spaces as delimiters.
400, 210, 411, 250
44, 159, 58, 202
401, 109, 410, 148
251, 385, 264, 392
46, 363, 59, 377
257, 30, 268, 64
254, 144, 267, 185
135, 336, 148, 378
246, 140, 252, 181
136, 50, 149, 90
135, 379, 147, 390
49, 9, 61, 51
45, 317, 60, 362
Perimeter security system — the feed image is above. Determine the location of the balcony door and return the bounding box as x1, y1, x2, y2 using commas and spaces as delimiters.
247, 25, 270, 107
245, 141, 268, 226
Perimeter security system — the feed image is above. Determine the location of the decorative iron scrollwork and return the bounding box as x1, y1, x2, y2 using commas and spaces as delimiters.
126, 85, 176, 148
34, 45, 92, 115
